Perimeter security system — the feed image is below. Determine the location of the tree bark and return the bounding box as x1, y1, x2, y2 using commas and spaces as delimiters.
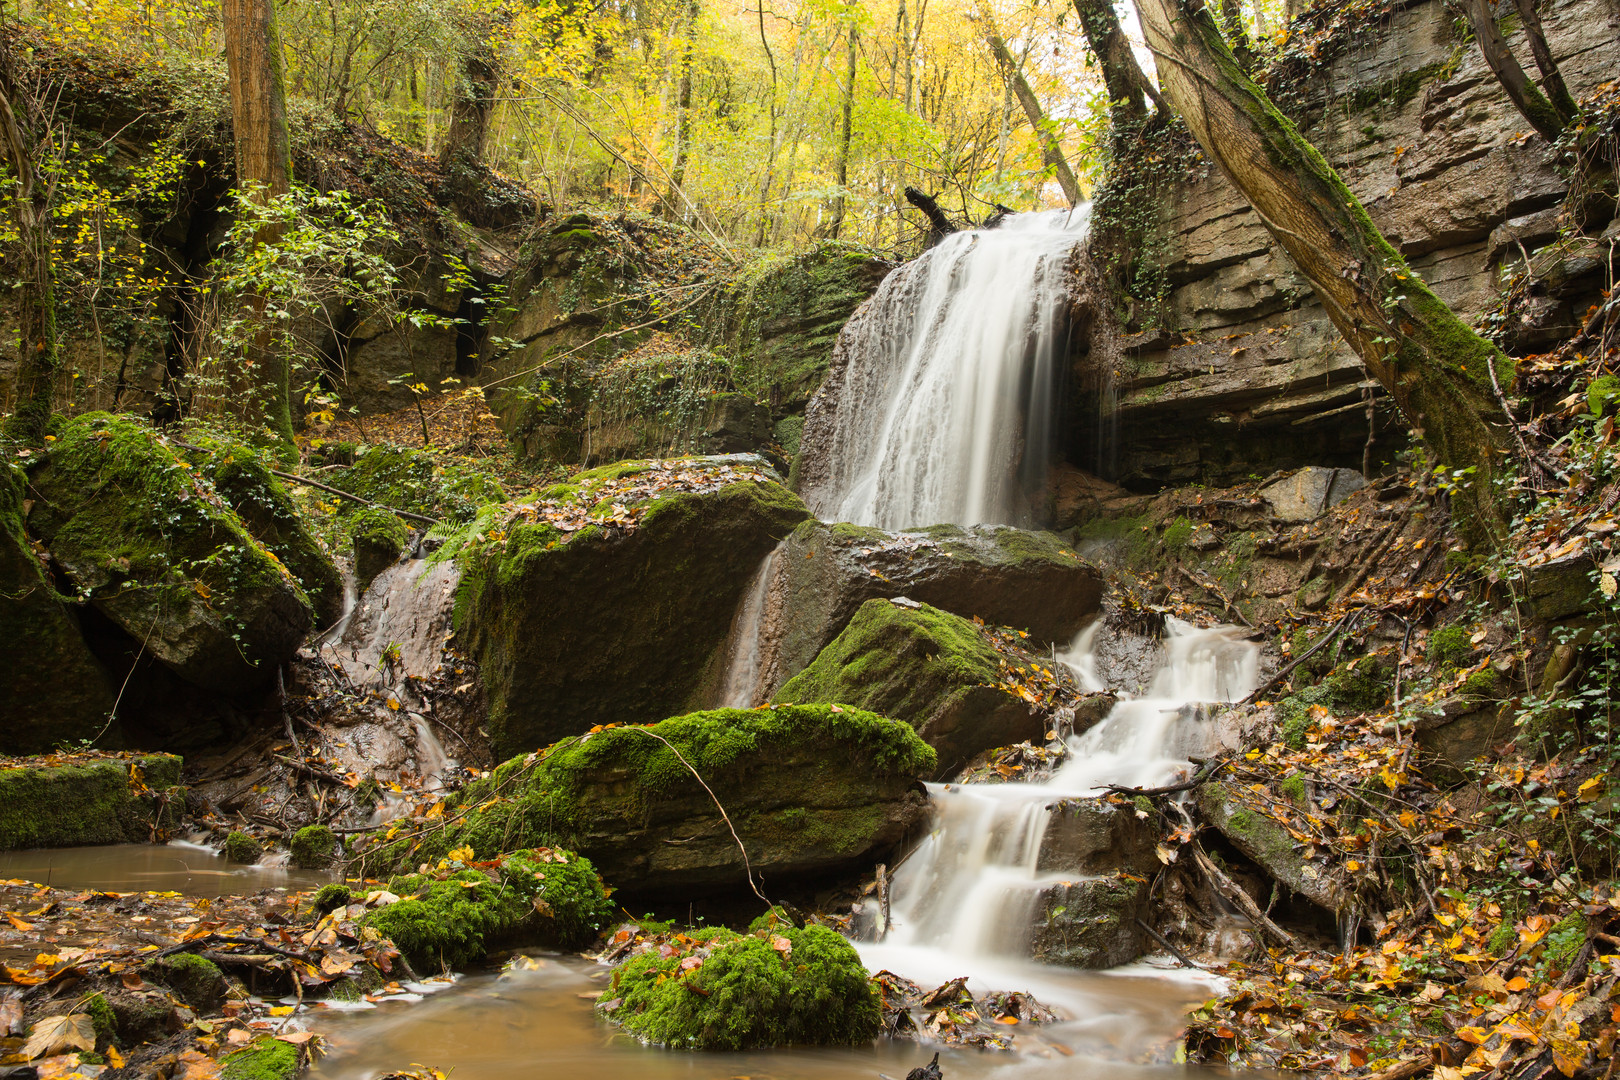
983, 29, 1082, 205
1509, 0, 1578, 121
440, 32, 500, 169
668, 0, 700, 213
0, 50, 57, 446
1071, 0, 1165, 122
829, 15, 857, 239
1132, 0, 1514, 540
1458, 0, 1566, 142
222, 0, 296, 446
903, 185, 957, 246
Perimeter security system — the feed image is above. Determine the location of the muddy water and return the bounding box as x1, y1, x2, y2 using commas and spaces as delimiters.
0, 843, 330, 896
309, 954, 1229, 1080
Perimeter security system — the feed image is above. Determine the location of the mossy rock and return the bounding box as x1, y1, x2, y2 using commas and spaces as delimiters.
363, 849, 613, 971
759, 520, 1104, 696
290, 824, 336, 869
599, 923, 880, 1049
775, 599, 1045, 779
0, 461, 118, 753
187, 437, 344, 627
223, 831, 260, 864
220, 1036, 301, 1080
349, 506, 409, 594
23, 414, 311, 694
1588, 374, 1620, 417
1030, 874, 1150, 968
312, 883, 352, 915
1197, 781, 1342, 912
330, 444, 505, 525
144, 952, 226, 1014
357, 704, 934, 896
0, 754, 183, 850
450, 456, 810, 757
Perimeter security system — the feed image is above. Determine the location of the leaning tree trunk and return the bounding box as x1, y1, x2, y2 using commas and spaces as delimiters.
1458, 0, 1568, 142
0, 56, 58, 447
1510, 0, 1578, 120
1133, 0, 1514, 541
222, 0, 295, 446
983, 30, 1082, 205
1071, 0, 1165, 122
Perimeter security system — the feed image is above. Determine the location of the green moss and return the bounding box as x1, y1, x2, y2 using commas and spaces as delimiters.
0, 755, 184, 850
1279, 773, 1307, 807
220, 1036, 300, 1080
1341, 60, 1451, 113
312, 883, 352, 915
224, 831, 259, 864
145, 952, 225, 1013
1544, 912, 1586, 971
1073, 514, 1158, 570
1461, 668, 1500, 700
1429, 625, 1473, 670
600, 924, 879, 1049
331, 444, 506, 525
290, 824, 336, 869
748, 906, 800, 933
83, 992, 117, 1048
349, 506, 410, 591
1486, 919, 1517, 955
1162, 516, 1195, 551
1588, 374, 1620, 417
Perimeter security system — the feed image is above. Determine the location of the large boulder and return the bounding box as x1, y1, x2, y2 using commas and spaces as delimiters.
752, 520, 1103, 697
1030, 875, 1150, 968
0, 462, 118, 752
451, 455, 810, 757
0, 753, 184, 849
1197, 781, 1343, 913
774, 599, 1054, 780
358, 704, 935, 895
1036, 797, 1160, 876
24, 414, 312, 694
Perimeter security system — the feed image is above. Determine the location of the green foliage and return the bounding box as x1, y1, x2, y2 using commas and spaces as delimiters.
1587, 374, 1620, 417
331, 445, 505, 525
290, 825, 336, 869
601, 924, 880, 1049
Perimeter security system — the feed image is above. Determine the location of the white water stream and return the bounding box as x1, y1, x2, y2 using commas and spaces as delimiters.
862, 618, 1260, 995
804, 209, 1090, 530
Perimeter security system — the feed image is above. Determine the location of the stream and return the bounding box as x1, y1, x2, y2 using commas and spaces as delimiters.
0, 840, 330, 897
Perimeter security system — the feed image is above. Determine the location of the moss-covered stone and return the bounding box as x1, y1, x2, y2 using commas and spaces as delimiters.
0, 753, 183, 850
145, 952, 226, 1014
775, 599, 1044, 779
600, 923, 880, 1049
188, 437, 344, 627
83, 992, 118, 1048
330, 444, 505, 525
349, 506, 409, 593
223, 831, 260, 864
220, 1036, 300, 1080
23, 414, 311, 693
1030, 874, 1150, 968
1428, 625, 1473, 670
358, 704, 934, 895
311, 883, 352, 915
0, 461, 119, 753
1588, 374, 1620, 417
1197, 781, 1342, 912
451, 457, 810, 756
290, 824, 336, 868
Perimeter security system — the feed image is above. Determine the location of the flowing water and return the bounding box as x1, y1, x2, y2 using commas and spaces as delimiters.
0, 841, 330, 897
800, 209, 1090, 530
716, 541, 785, 708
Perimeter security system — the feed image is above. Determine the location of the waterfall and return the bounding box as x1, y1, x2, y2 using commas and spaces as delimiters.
716, 541, 785, 708
799, 209, 1090, 530
868, 619, 1259, 969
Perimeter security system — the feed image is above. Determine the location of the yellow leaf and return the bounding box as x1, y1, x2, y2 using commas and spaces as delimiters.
1579, 777, 1604, 802
448, 846, 474, 863
386, 697, 401, 711
23, 1013, 95, 1060
268, 1006, 295, 1017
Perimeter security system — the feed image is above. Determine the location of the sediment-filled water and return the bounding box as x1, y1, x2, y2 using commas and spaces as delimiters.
0, 841, 331, 896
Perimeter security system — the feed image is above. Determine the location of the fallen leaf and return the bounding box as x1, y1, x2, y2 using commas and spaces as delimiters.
23, 1013, 95, 1060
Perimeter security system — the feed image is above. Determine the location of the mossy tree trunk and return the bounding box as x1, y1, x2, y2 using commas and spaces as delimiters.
1132, 0, 1515, 540
1071, 0, 1165, 122
0, 44, 58, 446
222, 0, 296, 446
1510, 0, 1578, 119
982, 27, 1082, 205
1458, 0, 1570, 142
440, 27, 501, 170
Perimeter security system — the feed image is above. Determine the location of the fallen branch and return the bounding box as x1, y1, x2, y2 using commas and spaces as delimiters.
1135, 917, 1203, 968
1239, 607, 1364, 705
1361, 1056, 1431, 1080
1189, 841, 1297, 948
1103, 758, 1228, 798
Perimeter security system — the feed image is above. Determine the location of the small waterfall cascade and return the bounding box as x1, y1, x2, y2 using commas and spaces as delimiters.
716, 541, 786, 708
873, 619, 1259, 965
800, 209, 1091, 530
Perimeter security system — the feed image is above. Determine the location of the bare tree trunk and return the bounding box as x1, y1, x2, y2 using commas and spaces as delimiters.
1072, 0, 1165, 121
1132, 0, 1513, 540
982, 28, 1082, 205
668, 0, 700, 213
0, 49, 57, 446
1509, 0, 1578, 120
222, 0, 295, 445
1458, 0, 1566, 142
829, 16, 857, 238
441, 26, 500, 167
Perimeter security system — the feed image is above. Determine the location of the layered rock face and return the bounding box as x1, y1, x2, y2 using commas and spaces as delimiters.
1103, 0, 1620, 489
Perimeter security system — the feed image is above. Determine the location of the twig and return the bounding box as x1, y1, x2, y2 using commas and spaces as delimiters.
1339, 508, 1415, 600
1189, 841, 1297, 948
1239, 607, 1363, 705
1135, 917, 1203, 968
1102, 758, 1228, 798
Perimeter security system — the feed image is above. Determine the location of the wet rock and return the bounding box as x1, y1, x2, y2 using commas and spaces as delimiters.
0, 461, 118, 753
1036, 797, 1159, 876
358, 704, 934, 895
290, 824, 337, 869
1197, 781, 1343, 913
144, 953, 226, 1014
24, 414, 311, 694
1411, 698, 1514, 772
348, 507, 410, 594
1258, 468, 1366, 523
1029, 874, 1149, 968
451, 456, 809, 757
756, 520, 1103, 696
582, 389, 774, 466
0, 753, 184, 850
775, 599, 1050, 780
1524, 553, 1597, 622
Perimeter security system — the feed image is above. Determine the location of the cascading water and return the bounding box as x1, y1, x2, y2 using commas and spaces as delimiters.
863, 619, 1259, 981
717, 541, 785, 708
800, 209, 1090, 530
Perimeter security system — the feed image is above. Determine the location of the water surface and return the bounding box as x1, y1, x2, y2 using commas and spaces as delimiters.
0, 842, 331, 896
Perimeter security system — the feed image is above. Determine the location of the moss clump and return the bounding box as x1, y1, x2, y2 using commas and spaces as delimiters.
223, 831, 260, 864
500, 848, 616, 947
0, 754, 184, 851
1486, 919, 1517, 955
748, 906, 801, 933
1162, 516, 1195, 551
1429, 625, 1473, 670
1544, 912, 1587, 971
83, 992, 117, 1048
1279, 773, 1307, 806
1461, 668, 1500, 700
363, 869, 529, 972
600, 923, 879, 1049
1588, 374, 1620, 417
1275, 658, 1392, 738
188, 436, 344, 626
349, 506, 410, 592
145, 952, 226, 1013
1278, 702, 1314, 749
331, 445, 505, 525
312, 883, 352, 915
290, 824, 336, 868
220, 1036, 300, 1080
1073, 514, 1158, 569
